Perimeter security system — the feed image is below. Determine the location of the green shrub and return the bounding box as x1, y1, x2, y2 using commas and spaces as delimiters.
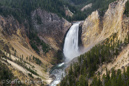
33, 56, 42, 65
28, 73, 34, 78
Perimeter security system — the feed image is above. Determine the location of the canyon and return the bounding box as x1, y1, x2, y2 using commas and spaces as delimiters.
0, 0, 129, 86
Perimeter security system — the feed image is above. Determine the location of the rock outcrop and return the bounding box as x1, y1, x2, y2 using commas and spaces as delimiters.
31, 9, 71, 51
81, 3, 92, 12
81, 11, 101, 48
81, 0, 128, 48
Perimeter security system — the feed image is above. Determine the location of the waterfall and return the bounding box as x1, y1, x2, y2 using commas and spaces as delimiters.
50, 22, 81, 86
63, 22, 81, 62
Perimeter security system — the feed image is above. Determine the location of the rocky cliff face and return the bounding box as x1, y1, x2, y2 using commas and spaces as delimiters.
81, 11, 101, 48
31, 9, 71, 51
81, 0, 129, 48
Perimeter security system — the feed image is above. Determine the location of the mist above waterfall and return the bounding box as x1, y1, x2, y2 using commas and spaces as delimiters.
63, 22, 81, 62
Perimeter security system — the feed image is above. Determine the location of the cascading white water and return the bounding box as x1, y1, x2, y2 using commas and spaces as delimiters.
50, 22, 81, 86
63, 22, 81, 62
50, 63, 65, 86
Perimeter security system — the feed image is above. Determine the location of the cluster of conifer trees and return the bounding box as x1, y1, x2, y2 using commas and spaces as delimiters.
91, 67, 129, 86
60, 33, 129, 86
64, 0, 116, 17
0, 0, 119, 22
125, 0, 129, 16
0, 0, 85, 22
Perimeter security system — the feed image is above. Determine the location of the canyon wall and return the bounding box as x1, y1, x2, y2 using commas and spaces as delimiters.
0, 9, 71, 85
81, 0, 129, 48
31, 9, 71, 51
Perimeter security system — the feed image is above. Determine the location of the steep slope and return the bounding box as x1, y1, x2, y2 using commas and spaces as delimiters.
0, 15, 49, 63
81, 0, 128, 49
0, 15, 53, 85
0, 0, 73, 85
0, 8, 72, 84
31, 9, 71, 50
